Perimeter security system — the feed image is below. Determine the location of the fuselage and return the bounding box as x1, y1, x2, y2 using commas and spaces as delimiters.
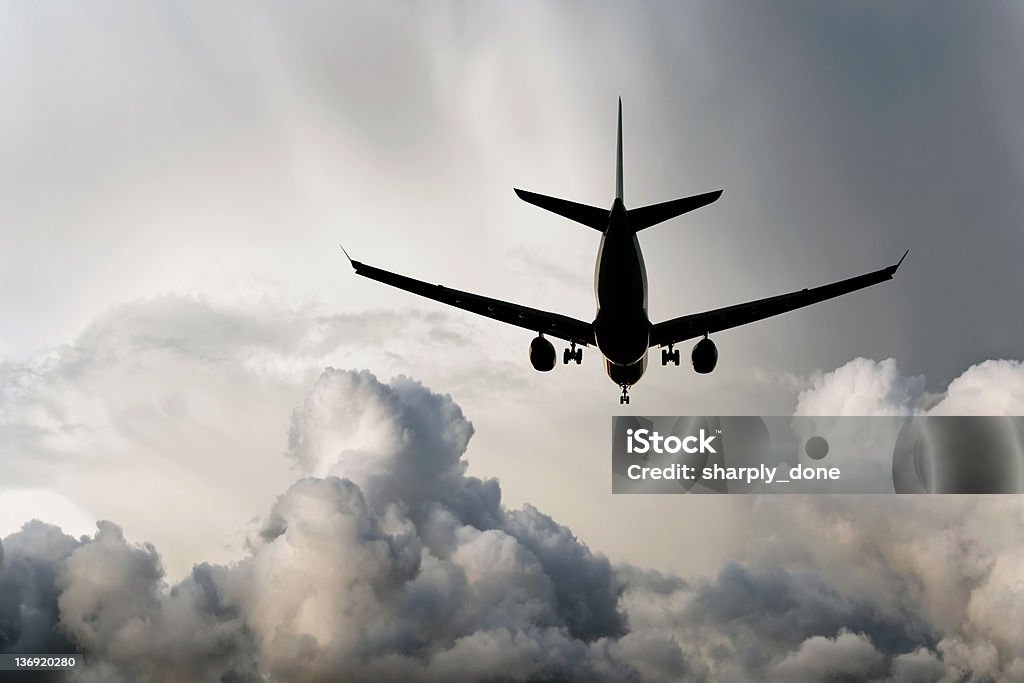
593, 198, 650, 387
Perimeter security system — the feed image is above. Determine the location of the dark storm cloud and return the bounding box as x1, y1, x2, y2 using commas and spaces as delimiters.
0, 521, 78, 656
688, 562, 933, 655
4, 366, 1024, 681
0, 522, 260, 683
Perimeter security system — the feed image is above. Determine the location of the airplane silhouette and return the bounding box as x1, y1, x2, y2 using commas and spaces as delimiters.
343, 99, 907, 403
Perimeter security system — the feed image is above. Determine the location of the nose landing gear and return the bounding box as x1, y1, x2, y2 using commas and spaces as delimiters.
619, 385, 630, 405
661, 344, 680, 366
563, 342, 583, 365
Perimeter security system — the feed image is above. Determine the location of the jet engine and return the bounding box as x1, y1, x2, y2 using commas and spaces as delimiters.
691, 337, 718, 374
529, 335, 556, 372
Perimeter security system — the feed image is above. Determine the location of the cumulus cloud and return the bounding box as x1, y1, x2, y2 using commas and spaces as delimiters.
797, 357, 1024, 418
0, 521, 80, 657
795, 357, 926, 416
928, 360, 1024, 417
0, 294, 493, 576
770, 630, 885, 682
792, 357, 1024, 493
885, 648, 947, 683
3, 358, 1024, 681
616, 494, 1024, 681
1, 369, 639, 682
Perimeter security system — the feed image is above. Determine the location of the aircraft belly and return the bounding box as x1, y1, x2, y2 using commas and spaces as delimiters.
594, 312, 650, 366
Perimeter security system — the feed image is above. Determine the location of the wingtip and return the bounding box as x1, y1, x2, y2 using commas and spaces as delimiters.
887, 249, 909, 276
339, 244, 354, 265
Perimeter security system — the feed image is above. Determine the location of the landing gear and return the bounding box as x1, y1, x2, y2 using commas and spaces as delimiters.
661, 344, 681, 366
619, 385, 630, 405
563, 342, 583, 365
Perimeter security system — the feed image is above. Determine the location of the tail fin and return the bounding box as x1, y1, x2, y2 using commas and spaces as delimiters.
630, 189, 723, 231
616, 97, 623, 201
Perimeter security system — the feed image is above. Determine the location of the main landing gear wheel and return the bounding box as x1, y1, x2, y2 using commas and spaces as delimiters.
563, 342, 583, 365
661, 344, 680, 366
619, 385, 630, 405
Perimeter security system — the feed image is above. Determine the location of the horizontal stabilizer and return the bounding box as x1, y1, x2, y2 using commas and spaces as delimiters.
631, 189, 723, 231
514, 188, 608, 232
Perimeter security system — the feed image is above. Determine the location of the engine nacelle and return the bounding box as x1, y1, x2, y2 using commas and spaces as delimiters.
529, 335, 556, 372
691, 337, 718, 374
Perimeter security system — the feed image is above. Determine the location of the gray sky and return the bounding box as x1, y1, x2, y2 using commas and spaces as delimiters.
4, 2, 1023, 374
2, 3, 1024, 679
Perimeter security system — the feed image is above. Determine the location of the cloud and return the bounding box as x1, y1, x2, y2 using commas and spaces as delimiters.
4, 358, 1024, 680
794, 357, 926, 416
927, 360, 1024, 416
617, 497, 1024, 681
1, 520, 258, 683
0, 294, 490, 578
770, 630, 885, 682
2, 369, 639, 682
0, 521, 80, 657
796, 357, 1024, 418
885, 648, 946, 683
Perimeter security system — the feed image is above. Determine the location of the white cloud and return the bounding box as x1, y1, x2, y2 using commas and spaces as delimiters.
0, 295, 479, 578
795, 357, 925, 416
928, 360, 1024, 416
797, 357, 1024, 418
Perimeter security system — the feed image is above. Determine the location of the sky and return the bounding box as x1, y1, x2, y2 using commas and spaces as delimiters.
2, 2, 1024, 680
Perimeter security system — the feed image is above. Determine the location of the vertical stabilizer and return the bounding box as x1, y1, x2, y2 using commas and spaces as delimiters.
616, 98, 624, 202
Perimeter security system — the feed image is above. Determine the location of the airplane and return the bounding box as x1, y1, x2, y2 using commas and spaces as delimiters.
342, 99, 907, 404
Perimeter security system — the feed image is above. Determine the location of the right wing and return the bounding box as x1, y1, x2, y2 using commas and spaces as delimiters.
344, 249, 595, 347
650, 251, 908, 348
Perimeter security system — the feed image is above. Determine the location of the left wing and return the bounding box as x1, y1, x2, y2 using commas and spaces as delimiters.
343, 249, 595, 347
650, 251, 908, 348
